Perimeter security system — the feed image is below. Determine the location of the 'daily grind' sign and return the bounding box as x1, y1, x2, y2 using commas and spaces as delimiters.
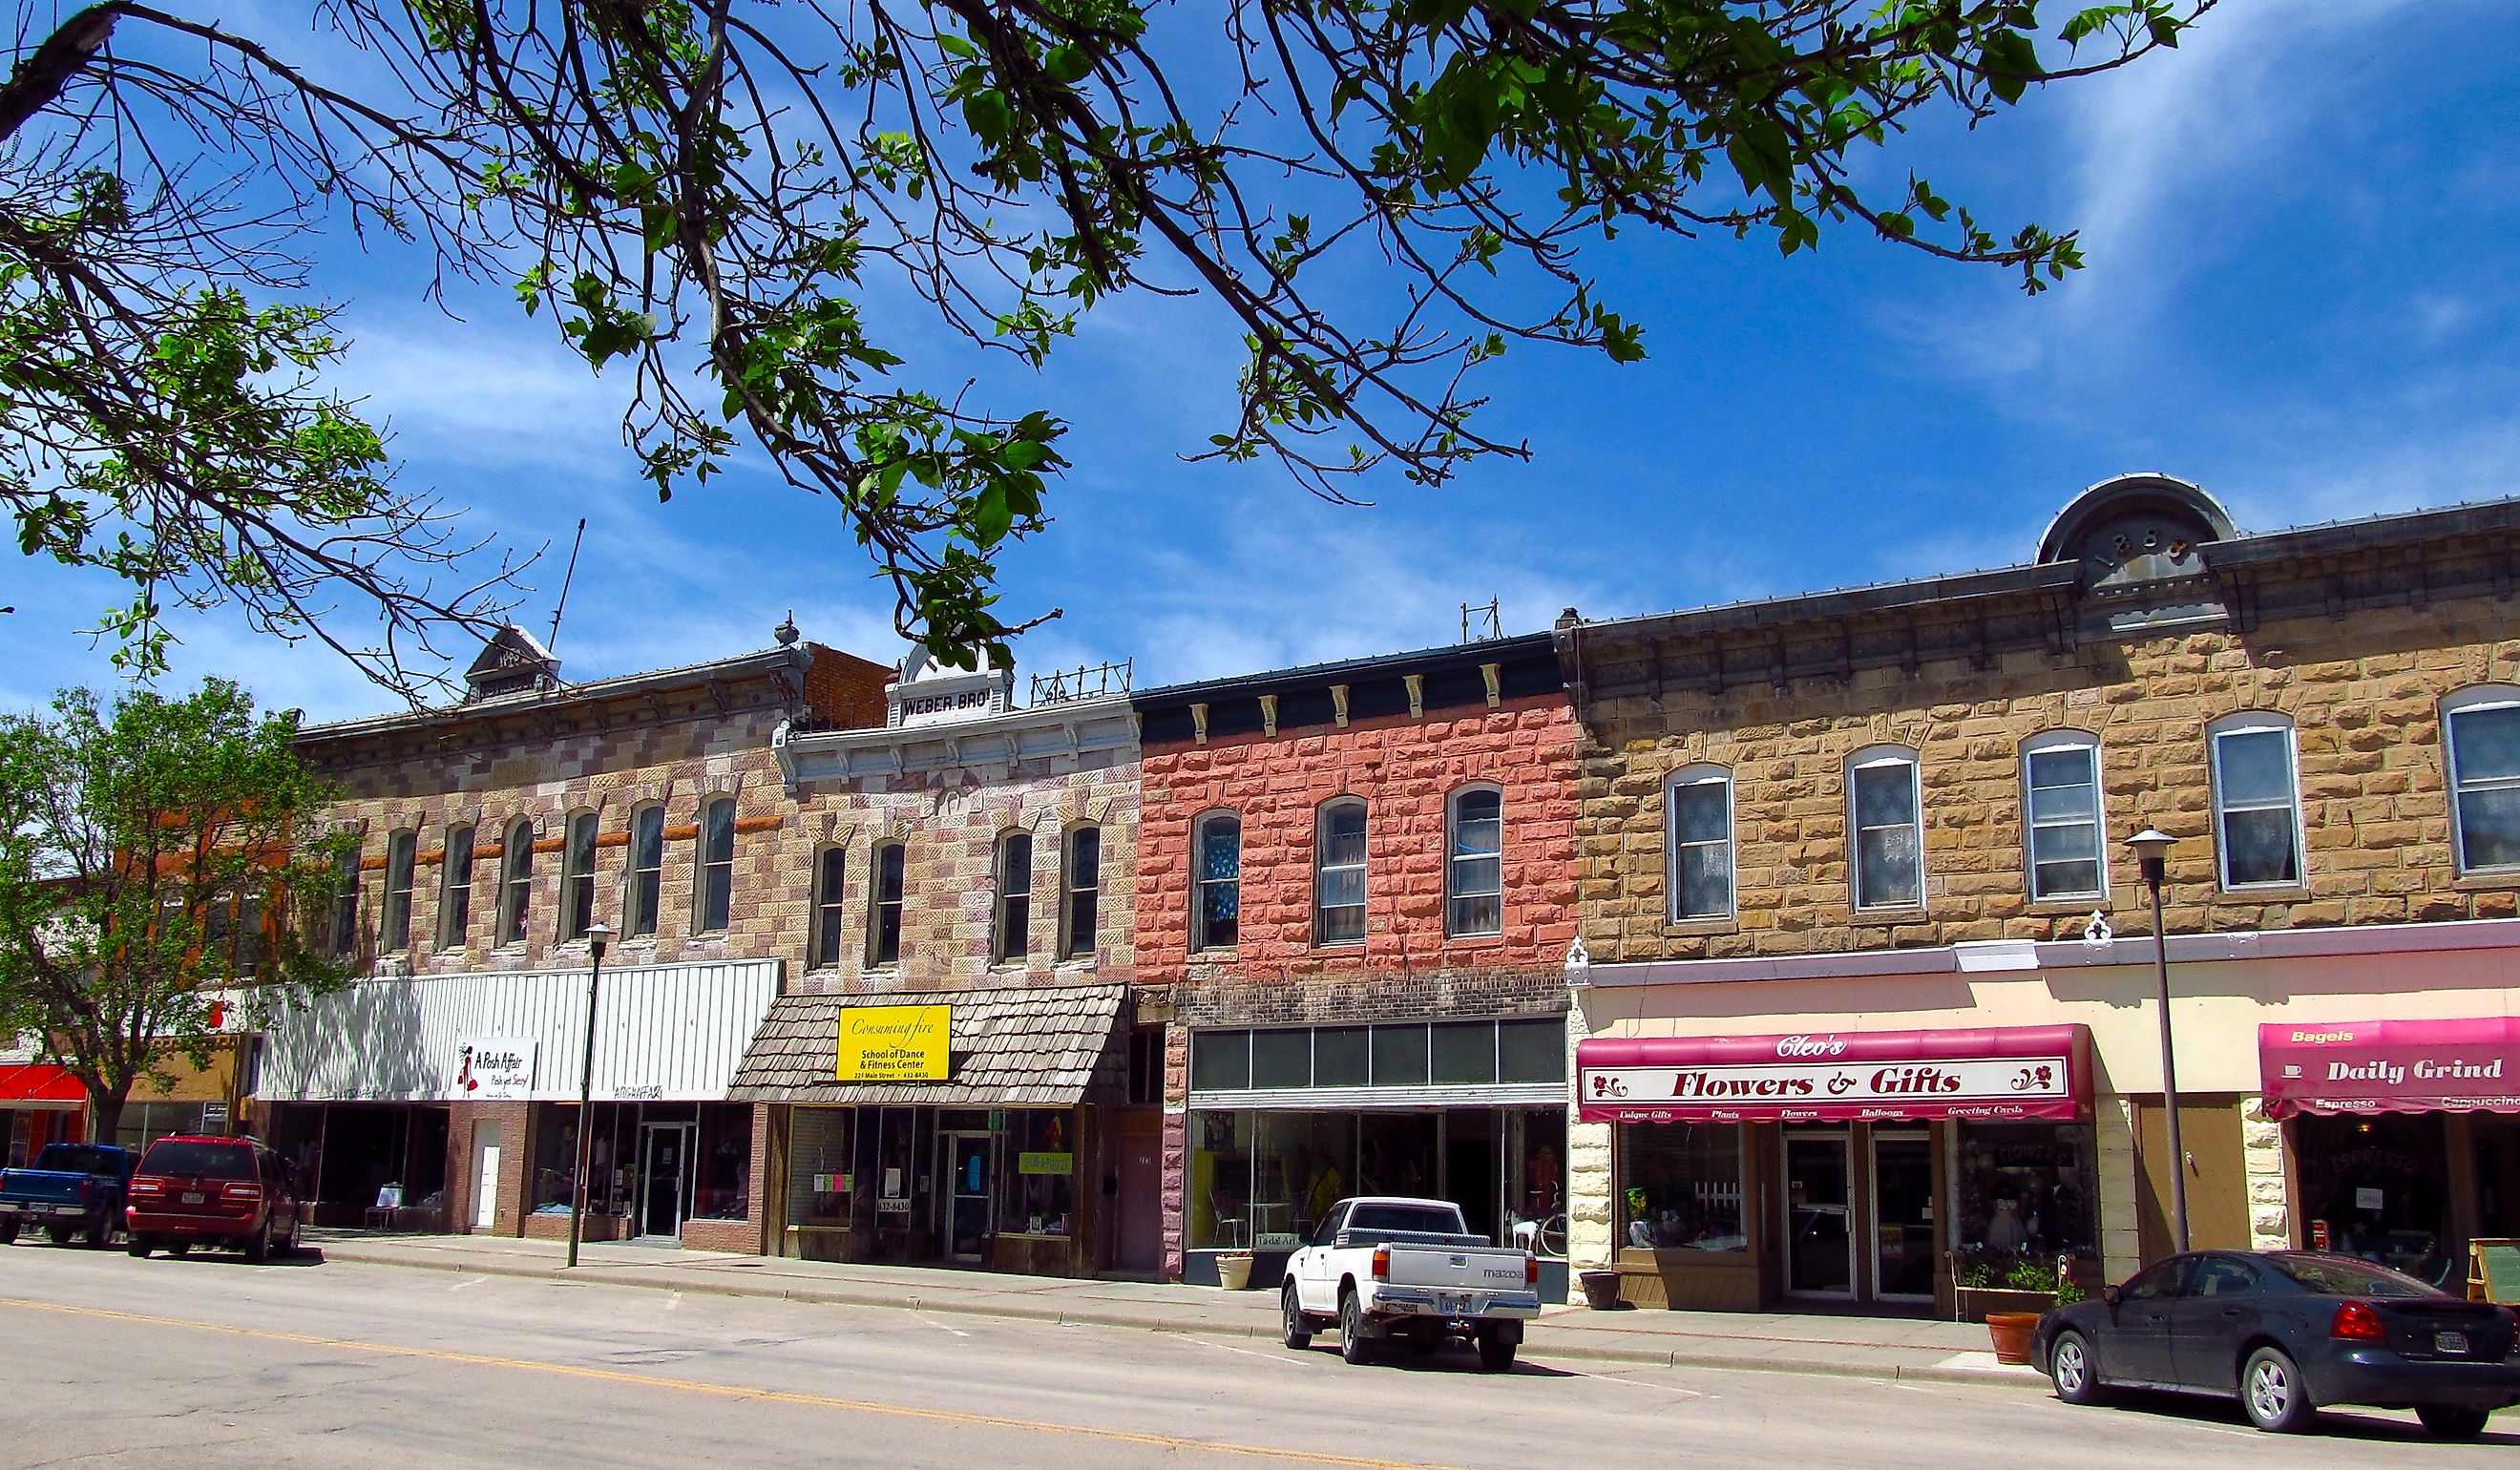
836, 1004, 951, 1082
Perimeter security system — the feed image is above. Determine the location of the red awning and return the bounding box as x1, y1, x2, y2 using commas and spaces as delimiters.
1576, 1024, 2090, 1124
0, 1063, 86, 1107
2259, 1018, 2520, 1120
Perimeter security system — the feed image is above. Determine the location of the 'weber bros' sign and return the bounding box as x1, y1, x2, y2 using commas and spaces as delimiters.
836, 1005, 951, 1082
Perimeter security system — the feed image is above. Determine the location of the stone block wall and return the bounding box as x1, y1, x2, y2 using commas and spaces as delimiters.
1139, 694, 1581, 983
1574, 602, 2520, 962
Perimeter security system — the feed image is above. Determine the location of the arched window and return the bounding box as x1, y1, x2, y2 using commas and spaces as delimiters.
696, 796, 736, 933
1847, 746, 1923, 911
327, 843, 361, 957
811, 846, 849, 968
1446, 786, 1503, 936
995, 830, 1035, 961
1062, 825, 1102, 959
2209, 712, 2302, 889
1666, 766, 1734, 921
561, 810, 600, 940
381, 830, 417, 953
498, 817, 534, 945
626, 804, 666, 937
2444, 685, 2520, 874
438, 824, 475, 950
1193, 813, 1240, 952
1314, 798, 1368, 945
868, 840, 906, 966
2021, 732, 2107, 901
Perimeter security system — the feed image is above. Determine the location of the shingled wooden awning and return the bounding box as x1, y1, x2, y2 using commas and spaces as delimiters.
726, 982, 1131, 1107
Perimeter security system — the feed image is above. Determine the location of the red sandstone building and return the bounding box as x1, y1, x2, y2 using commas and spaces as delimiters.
1131, 634, 1580, 1292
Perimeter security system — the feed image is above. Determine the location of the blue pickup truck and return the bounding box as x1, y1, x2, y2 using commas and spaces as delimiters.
0, 1144, 136, 1248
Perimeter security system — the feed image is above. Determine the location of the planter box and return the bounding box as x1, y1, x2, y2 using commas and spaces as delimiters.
1954, 1286, 2057, 1323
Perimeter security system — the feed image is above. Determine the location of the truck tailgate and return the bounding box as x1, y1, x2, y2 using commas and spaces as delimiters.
1385, 1243, 1532, 1292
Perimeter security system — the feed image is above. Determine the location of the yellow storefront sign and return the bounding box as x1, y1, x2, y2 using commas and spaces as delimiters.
836, 1004, 951, 1082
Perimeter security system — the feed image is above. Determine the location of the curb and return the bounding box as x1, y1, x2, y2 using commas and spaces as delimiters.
312, 1245, 2044, 1392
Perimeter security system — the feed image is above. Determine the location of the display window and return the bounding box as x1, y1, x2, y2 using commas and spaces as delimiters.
692, 1103, 752, 1222
1951, 1121, 2098, 1260
998, 1109, 1077, 1237
786, 1108, 855, 1228
1617, 1123, 1747, 1251
2295, 1112, 2457, 1289
1188, 1106, 1560, 1255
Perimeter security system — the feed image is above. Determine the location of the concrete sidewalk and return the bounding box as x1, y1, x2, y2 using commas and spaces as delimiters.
303, 1229, 2045, 1391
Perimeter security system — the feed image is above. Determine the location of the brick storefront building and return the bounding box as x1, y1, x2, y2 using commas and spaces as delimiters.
258, 623, 892, 1250
1561, 474, 2520, 1316
1134, 635, 1580, 1291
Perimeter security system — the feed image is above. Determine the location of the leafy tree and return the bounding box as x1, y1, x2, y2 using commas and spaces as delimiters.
0, 679, 353, 1142
2, 2, 2208, 685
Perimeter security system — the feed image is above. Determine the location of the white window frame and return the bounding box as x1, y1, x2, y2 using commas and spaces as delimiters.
2020, 731, 2108, 902
1192, 810, 1240, 953
381, 830, 417, 953
1445, 784, 1504, 937
1062, 824, 1102, 960
1313, 797, 1369, 947
810, 844, 848, 968
994, 829, 1035, 962
1847, 746, 1925, 912
2443, 684, 2520, 875
626, 804, 665, 938
559, 809, 599, 941
1665, 765, 1736, 921
497, 817, 534, 946
694, 796, 736, 934
438, 823, 474, 950
867, 840, 906, 967
2208, 712, 2306, 891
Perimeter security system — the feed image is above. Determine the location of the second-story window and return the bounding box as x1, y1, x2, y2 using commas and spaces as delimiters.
562, 811, 599, 940
811, 846, 847, 967
439, 824, 474, 949
1447, 787, 1502, 936
328, 844, 360, 956
1063, 825, 1102, 959
382, 830, 417, 952
1849, 747, 1923, 911
869, 841, 905, 966
2445, 686, 2520, 874
697, 797, 735, 933
1194, 813, 1240, 951
2211, 714, 2303, 889
498, 817, 534, 945
627, 805, 664, 937
995, 830, 1034, 961
1667, 766, 1735, 920
2023, 734, 2107, 902
1315, 799, 1368, 945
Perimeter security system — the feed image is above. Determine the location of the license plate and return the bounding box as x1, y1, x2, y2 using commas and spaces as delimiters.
181, 1191, 204, 1205
1440, 1293, 1469, 1314
2435, 1331, 2468, 1355
52, 1205, 83, 1215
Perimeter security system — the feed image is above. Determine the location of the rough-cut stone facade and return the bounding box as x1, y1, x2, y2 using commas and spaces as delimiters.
1134, 635, 1581, 1277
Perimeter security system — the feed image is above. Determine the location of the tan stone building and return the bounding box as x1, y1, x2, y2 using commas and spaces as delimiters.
257, 623, 893, 1250
1558, 475, 2520, 1316
726, 649, 1149, 1277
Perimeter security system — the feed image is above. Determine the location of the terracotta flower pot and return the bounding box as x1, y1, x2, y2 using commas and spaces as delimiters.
1578, 1269, 1625, 1311
1985, 1311, 2042, 1365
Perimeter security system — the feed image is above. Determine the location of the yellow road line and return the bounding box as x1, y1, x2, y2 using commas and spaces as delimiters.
0, 1295, 1450, 1470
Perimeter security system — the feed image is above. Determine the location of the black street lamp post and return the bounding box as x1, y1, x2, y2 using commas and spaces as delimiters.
2125, 828, 2188, 1255
567, 921, 613, 1270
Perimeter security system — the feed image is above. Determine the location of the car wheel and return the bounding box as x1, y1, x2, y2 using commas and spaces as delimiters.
2415, 1406, 2489, 1440
2239, 1346, 2314, 1433
1338, 1290, 1376, 1366
126, 1233, 152, 1258
2048, 1330, 2106, 1406
245, 1218, 271, 1264
0, 1220, 17, 1246
83, 1217, 110, 1249
168, 1240, 190, 1257
1280, 1284, 1313, 1350
1476, 1328, 1517, 1373
46, 1226, 74, 1247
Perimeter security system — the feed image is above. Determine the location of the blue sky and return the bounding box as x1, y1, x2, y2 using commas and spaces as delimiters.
7, 0, 2516, 724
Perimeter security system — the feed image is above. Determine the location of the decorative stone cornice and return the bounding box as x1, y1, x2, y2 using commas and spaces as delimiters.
774, 693, 1136, 790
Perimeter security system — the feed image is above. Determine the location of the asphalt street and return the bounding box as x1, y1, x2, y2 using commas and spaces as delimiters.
1, 1239, 2512, 1468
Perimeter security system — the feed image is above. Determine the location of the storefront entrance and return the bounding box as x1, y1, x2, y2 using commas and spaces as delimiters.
1782, 1131, 1853, 1297
1780, 1127, 1936, 1305
1873, 1131, 1936, 1300
640, 1123, 696, 1239
941, 1131, 993, 1261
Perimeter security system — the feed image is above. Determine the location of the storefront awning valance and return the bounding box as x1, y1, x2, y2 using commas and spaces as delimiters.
0, 1062, 86, 1109
1576, 1024, 2090, 1124
2259, 1018, 2520, 1120
726, 982, 1130, 1108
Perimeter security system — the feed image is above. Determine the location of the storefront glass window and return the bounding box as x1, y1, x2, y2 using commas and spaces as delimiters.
1314, 1027, 1369, 1087
2295, 1112, 2457, 1288
1952, 1121, 2099, 1260
1372, 1025, 1429, 1086
998, 1109, 1076, 1236
1619, 1124, 1747, 1251
787, 1108, 853, 1228
1431, 1023, 1494, 1085
1188, 1111, 1250, 1250
1251, 1029, 1311, 1089
693, 1103, 751, 1221
1355, 1112, 1438, 1199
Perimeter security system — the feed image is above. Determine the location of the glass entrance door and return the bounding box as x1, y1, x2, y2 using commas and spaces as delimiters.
1783, 1132, 1854, 1296
1871, 1132, 1936, 1299
940, 1132, 992, 1262
640, 1124, 695, 1238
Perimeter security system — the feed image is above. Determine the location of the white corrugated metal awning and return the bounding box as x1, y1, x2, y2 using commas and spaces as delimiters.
257, 959, 782, 1103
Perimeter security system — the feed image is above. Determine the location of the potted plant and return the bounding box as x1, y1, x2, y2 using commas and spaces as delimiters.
1954, 1252, 2084, 1363
1215, 1250, 1254, 1290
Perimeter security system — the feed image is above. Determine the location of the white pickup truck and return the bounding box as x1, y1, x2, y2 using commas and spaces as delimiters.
1278, 1196, 1542, 1371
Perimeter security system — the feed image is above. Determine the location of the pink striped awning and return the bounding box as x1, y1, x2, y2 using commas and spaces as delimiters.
1577, 1025, 2090, 1124
2259, 1018, 2520, 1119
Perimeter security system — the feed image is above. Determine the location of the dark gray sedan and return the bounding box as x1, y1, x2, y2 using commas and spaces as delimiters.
2032, 1250, 2519, 1438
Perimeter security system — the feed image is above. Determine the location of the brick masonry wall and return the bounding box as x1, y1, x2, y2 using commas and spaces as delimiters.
1573, 601, 2520, 962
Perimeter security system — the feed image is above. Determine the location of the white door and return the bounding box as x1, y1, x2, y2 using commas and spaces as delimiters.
472, 1123, 503, 1231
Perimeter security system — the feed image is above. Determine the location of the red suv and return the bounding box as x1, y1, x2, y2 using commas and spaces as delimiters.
125, 1136, 303, 1262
